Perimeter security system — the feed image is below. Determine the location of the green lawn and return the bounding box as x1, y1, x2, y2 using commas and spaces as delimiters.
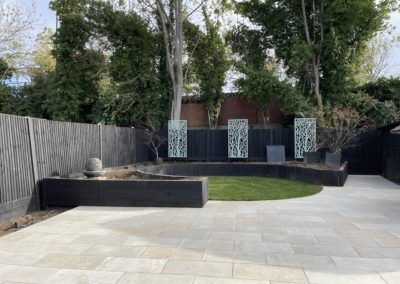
208, 176, 322, 201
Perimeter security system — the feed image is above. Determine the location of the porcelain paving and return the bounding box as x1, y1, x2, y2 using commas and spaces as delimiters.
43, 269, 123, 284
117, 273, 194, 284
305, 268, 387, 284
0, 175, 399, 283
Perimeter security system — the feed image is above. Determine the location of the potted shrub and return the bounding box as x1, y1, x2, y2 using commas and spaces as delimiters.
144, 121, 167, 165
318, 108, 367, 167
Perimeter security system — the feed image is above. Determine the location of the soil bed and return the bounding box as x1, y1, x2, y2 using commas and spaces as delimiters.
0, 209, 66, 237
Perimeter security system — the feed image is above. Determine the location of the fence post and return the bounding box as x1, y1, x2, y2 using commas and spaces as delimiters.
206, 128, 210, 161
98, 123, 103, 161
26, 117, 40, 210
132, 127, 136, 164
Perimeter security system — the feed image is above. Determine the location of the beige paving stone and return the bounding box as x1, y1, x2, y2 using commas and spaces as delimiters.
19, 233, 80, 244
234, 241, 266, 252
262, 233, 317, 245
373, 237, 400, 248
0, 241, 92, 255
124, 236, 180, 247
194, 276, 268, 284
33, 254, 106, 270
316, 235, 379, 247
117, 273, 194, 284
189, 224, 236, 232
72, 235, 129, 245
82, 245, 146, 258
266, 253, 336, 269
233, 263, 308, 283
236, 225, 285, 234
0, 231, 32, 241
305, 269, 387, 284
210, 232, 262, 241
292, 244, 358, 257
0, 251, 46, 266
355, 246, 400, 258
22, 225, 68, 234
0, 264, 58, 283
158, 230, 210, 239
332, 256, 400, 271
178, 238, 234, 250
204, 250, 267, 264
379, 271, 400, 284
64, 226, 114, 236
96, 257, 167, 273
140, 247, 204, 260
43, 269, 123, 284
0, 175, 399, 283
162, 260, 233, 277
336, 228, 396, 239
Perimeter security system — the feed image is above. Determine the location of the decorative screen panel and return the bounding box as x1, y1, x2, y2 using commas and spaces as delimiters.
168, 120, 187, 158
228, 119, 248, 158
294, 118, 316, 159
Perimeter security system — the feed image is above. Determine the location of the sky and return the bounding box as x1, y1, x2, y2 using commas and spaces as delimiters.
24, 0, 400, 77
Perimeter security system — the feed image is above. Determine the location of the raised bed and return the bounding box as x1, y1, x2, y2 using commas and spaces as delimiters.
138, 162, 348, 187
41, 177, 208, 209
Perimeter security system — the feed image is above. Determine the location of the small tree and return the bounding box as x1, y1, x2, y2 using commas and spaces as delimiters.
317, 107, 367, 154
143, 121, 167, 160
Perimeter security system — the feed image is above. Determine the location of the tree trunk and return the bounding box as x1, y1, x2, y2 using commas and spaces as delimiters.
313, 56, 323, 112
171, 0, 183, 120
157, 0, 184, 121
301, 0, 323, 113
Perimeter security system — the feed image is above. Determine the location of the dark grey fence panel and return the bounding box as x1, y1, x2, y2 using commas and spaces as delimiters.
102, 126, 136, 168
249, 128, 294, 160
383, 131, 400, 184
0, 114, 35, 204
33, 119, 100, 179
135, 129, 151, 163
341, 130, 382, 175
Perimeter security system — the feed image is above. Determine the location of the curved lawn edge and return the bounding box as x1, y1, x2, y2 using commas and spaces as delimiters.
208, 176, 323, 201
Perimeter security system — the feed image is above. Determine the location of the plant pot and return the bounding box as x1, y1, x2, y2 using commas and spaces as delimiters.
154, 157, 163, 165
325, 152, 342, 167
304, 151, 321, 164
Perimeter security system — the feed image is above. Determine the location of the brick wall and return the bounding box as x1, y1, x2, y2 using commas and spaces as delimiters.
181, 96, 285, 127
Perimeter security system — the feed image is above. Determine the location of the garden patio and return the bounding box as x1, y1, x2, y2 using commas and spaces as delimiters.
0, 175, 400, 283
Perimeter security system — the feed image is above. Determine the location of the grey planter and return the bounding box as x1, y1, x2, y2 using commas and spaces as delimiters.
325, 152, 342, 167
304, 152, 321, 164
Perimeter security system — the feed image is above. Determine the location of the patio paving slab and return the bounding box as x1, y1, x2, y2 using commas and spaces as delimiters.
0, 175, 399, 283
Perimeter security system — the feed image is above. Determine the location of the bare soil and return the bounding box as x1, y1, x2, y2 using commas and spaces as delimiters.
0, 209, 66, 237
104, 167, 140, 180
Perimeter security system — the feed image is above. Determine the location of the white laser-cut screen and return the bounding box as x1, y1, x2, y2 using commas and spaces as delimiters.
228, 119, 248, 158
168, 120, 187, 158
294, 118, 316, 159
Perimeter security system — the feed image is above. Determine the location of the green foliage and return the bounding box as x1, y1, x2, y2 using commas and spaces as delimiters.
49, 0, 104, 122
235, 67, 310, 125
228, 20, 311, 125
354, 78, 400, 109
184, 10, 230, 128
237, 0, 394, 106
87, 2, 168, 127
0, 58, 15, 114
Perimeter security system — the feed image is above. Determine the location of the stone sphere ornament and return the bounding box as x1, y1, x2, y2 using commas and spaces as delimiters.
83, 158, 105, 178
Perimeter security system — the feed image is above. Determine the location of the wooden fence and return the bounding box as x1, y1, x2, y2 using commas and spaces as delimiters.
158, 128, 383, 175
0, 113, 150, 221
0, 112, 388, 221
383, 130, 400, 184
